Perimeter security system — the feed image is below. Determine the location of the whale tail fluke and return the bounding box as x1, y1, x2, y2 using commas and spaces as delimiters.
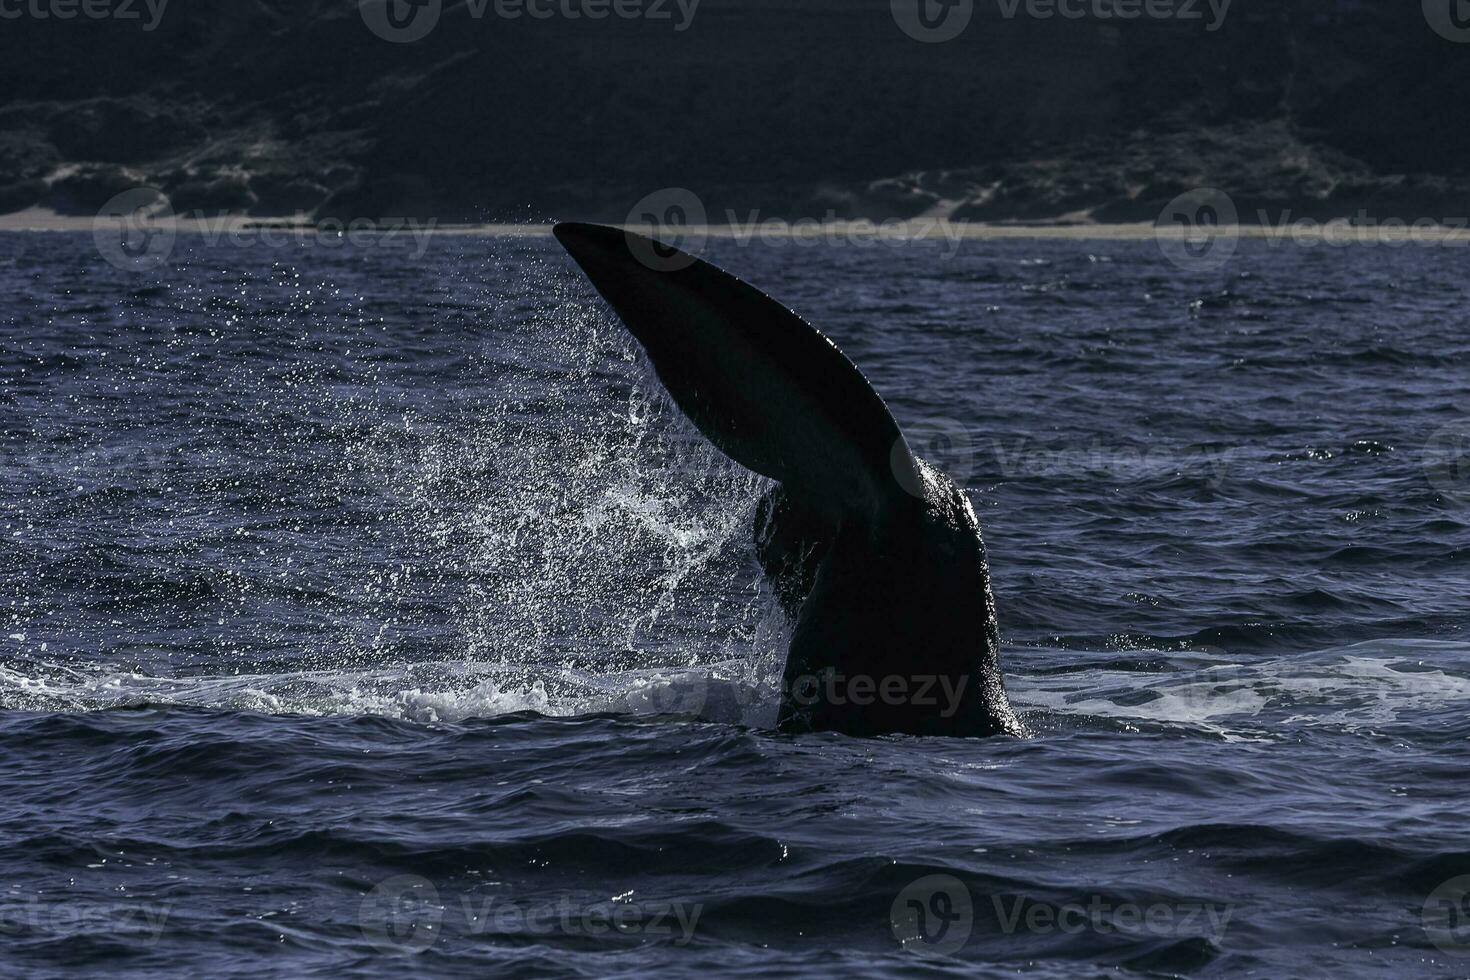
554, 222, 1021, 738
553, 222, 920, 522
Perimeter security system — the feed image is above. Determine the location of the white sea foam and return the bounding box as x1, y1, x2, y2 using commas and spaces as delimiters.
0, 655, 783, 727
6, 637, 1465, 742
1008, 639, 1470, 737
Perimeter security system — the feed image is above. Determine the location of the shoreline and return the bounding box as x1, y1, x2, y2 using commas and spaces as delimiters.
6, 208, 1470, 245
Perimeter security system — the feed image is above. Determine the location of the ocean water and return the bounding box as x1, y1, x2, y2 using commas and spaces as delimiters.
1, 228, 1468, 977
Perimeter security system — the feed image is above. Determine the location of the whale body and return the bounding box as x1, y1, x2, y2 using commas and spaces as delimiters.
554, 222, 1022, 738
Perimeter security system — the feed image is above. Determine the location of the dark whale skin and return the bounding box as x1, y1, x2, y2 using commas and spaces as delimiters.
554, 222, 1023, 738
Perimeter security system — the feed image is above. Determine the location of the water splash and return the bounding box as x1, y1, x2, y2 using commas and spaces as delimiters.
1, 253, 789, 724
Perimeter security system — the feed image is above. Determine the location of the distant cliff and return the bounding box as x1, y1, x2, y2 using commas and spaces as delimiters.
1, 0, 1467, 223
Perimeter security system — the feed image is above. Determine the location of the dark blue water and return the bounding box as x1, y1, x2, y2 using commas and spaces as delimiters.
2, 229, 1468, 977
